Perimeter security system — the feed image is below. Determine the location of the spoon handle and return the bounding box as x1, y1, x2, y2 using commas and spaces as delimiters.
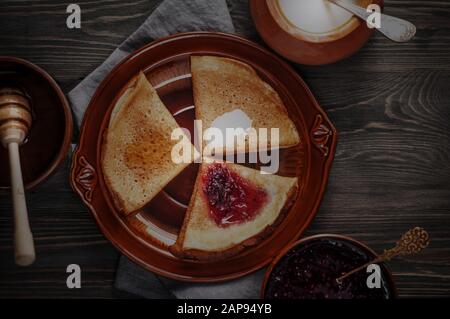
329, 0, 416, 42
336, 227, 429, 284
8, 142, 35, 266
336, 249, 399, 284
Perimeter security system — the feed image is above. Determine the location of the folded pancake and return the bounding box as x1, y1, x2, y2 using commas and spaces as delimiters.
102, 72, 198, 215
170, 161, 298, 261
191, 56, 300, 155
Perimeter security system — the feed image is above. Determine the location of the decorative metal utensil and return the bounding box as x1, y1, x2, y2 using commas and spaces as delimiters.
336, 227, 429, 284
328, 0, 416, 42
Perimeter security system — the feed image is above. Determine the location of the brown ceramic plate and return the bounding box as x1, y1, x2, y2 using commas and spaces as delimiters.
261, 234, 397, 299
0, 57, 73, 190
71, 32, 337, 282
250, 0, 384, 65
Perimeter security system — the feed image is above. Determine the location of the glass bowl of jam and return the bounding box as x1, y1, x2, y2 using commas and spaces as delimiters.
262, 235, 397, 299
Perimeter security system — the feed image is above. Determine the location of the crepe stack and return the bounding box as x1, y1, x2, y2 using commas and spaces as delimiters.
102, 57, 300, 261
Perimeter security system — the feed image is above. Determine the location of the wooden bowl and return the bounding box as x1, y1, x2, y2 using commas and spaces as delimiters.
250, 0, 384, 65
71, 32, 337, 282
0, 57, 73, 190
261, 234, 397, 298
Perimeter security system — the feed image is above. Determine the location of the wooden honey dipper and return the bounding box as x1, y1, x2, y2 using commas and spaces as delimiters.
0, 86, 35, 266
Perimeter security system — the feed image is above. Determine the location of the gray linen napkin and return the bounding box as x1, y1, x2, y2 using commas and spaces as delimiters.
69, 0, 234, 126
69, 0, 263, 299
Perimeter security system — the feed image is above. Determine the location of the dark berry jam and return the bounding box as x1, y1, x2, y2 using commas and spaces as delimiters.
265, 238, 393, 299
202, 163, 268, 227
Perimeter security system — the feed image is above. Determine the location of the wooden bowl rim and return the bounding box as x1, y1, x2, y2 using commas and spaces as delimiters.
0, 56, 73, 190
249, 0, 384, 65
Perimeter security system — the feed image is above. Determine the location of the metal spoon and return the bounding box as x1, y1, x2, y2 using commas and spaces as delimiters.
336, 227, 429, 284
328, 0, 416, 42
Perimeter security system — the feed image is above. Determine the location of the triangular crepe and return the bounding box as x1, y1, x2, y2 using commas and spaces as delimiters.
191, 56, 300, 155
102, 72, 198, 215
170, 161, 298, 261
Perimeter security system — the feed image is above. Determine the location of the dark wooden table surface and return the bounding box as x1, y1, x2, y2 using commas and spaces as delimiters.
0, 0, 449, 298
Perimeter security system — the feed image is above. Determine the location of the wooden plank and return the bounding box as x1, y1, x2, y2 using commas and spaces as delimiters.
0, 0, 449, 298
